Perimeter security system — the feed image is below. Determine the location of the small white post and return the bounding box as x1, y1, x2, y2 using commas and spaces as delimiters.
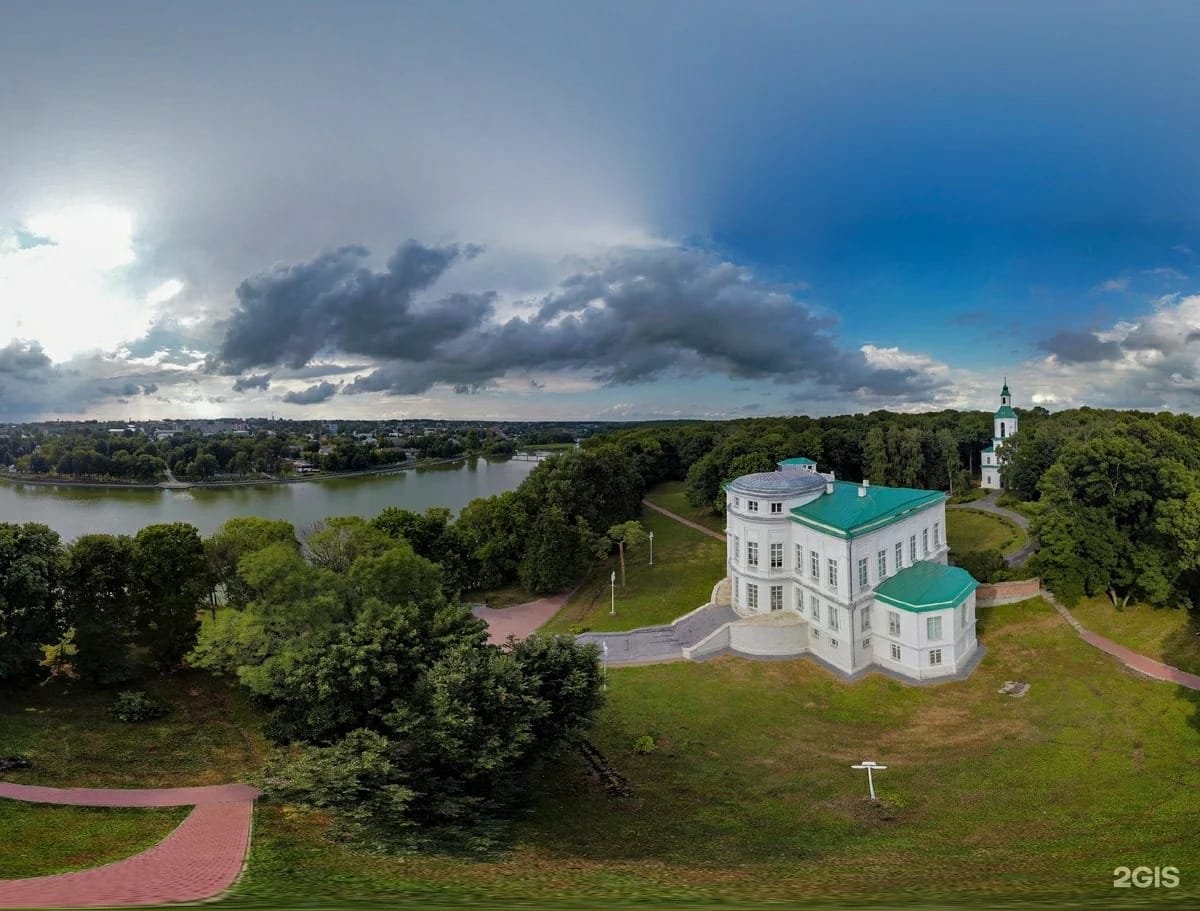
610, 570, 616, 615
601, 641, 608, 691
648, 530, 654, 566
851, 760, 888, 800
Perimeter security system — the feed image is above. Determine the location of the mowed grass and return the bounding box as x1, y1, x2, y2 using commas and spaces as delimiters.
644, 480, 727, 533
231, 597, 1200, 907
946, 508, 1026, 556
1070, 596, 1200, 676
0, 803, 187, 879
542, 505, 726, 633
0, 669, 267, 789
0, 670, 266, 879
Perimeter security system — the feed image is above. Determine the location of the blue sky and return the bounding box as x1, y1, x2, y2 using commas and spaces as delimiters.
1, 1, 1199, 420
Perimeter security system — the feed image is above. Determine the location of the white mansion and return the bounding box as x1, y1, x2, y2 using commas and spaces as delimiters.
980, 380, 1018, 490
723, 458, 980, 681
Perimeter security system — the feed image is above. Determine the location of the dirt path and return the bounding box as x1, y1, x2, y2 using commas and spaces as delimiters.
1042, 591, 1200, 691
641, 498, 727, 542
0, 782, 260, 908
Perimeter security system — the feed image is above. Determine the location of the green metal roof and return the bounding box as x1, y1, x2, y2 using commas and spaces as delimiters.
779, 457, 816, 465
788, 480, 945, 539
994, 405, 1017, 419
874, 561, 978, 613
1000, 381, 1011, 398
981, 446, 995, 454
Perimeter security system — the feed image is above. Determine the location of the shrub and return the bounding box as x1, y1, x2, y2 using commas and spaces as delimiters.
109, 690, 169, 722
567, 624, 591, 635
632, 734, 657, 755
951, 549, 1006, 583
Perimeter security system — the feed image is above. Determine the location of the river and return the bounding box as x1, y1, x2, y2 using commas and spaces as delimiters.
0, 457, 538, 540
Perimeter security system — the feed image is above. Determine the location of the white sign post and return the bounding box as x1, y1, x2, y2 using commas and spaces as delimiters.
851, 760, 887, 800
610, 570, 616, 615
648, 530, 654, 566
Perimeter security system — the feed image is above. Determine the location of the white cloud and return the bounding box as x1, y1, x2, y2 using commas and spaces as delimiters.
145, 278, 185, 306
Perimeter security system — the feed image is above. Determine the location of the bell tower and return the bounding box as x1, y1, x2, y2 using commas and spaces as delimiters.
980, 379, 1016, 490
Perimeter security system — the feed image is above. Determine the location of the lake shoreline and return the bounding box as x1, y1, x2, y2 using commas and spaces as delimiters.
0, 455, 488, 492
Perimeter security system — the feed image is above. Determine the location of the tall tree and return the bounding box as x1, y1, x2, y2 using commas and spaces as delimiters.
0, 523, 65, 682
130, 523, 207, 671
62, 534, 137, 684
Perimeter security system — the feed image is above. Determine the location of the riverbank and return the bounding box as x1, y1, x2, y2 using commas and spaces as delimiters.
0, 455, 495, 491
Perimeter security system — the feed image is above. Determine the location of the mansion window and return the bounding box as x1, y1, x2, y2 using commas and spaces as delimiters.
827, 558, 838, 591
747, 500, 759, 513
890, 643, 901, 661
830, 638, 839, 649
747, 584, 759, 610
747, 541, 759, 567
733, 496, 741, 509
811, 596, 820, 622
810, 550, 820, 580
959, 603, 966, 629
770, 542, 784, 569
770, 501, 783, 514
812, 627, 820, 640
857, 557, 868, 591
861, 605, 871, 632
888, 610, 900, 636
733, 577, 739, 604
828, 606, 839, 632
927, 616, 943, 640
895, 541, 903, 571
909, 535, 917, 564
929, 648, 943, 666
795, 586, 804, 614
732, 535, 740, 563
862, 637, 871, 650
795, 544, 803, 571
933, 522, 940, 546
770, 585, 784, 611
923, 528, 929, 555
877, 549, 887, 579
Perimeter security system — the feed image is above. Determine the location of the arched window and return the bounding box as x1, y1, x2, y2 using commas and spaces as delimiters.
1000, 422, 1006, 438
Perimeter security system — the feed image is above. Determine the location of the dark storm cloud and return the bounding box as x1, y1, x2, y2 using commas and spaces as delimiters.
232, 372, 272, 392
1038, 331, 1123, 363
282, 381, 338, 405
216, 241, 490, 372
342, 246, 946, 400
216, 241, 949, 403
0, 339, 52, 374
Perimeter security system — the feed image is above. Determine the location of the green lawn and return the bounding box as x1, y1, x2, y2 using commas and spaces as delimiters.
1069, 596, 1200, 676
542, 506, 726, 633
0, 671, 264, 879
946, 508, 1026, 556
4, 601, 1200, 907
0, 803, 187, 879
231, 597, 1200, 907
644, 480, 727, 533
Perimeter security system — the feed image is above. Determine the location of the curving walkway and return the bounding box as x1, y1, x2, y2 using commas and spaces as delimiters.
948, 490, 1037, 567
1042, 591, 1200, 691
472, 590, 572, 644
0, 782, 260, 908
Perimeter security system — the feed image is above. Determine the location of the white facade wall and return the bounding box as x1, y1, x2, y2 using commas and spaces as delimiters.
725, 486, 973, 680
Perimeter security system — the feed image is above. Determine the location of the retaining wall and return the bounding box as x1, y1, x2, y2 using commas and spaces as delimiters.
976, 577, 1041, 606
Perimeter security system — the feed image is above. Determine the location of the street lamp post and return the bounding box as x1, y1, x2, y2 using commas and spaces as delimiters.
610, 570, 616, 615
602, 641, 608, 691
851, 760, 887, 800
648, 530, 654, 566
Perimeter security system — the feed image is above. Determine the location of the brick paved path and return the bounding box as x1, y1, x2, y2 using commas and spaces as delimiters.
1043, 591, 1200, 691
472, 590, 571, 644
0, 782, 260, 908
641, 499, 727, 542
